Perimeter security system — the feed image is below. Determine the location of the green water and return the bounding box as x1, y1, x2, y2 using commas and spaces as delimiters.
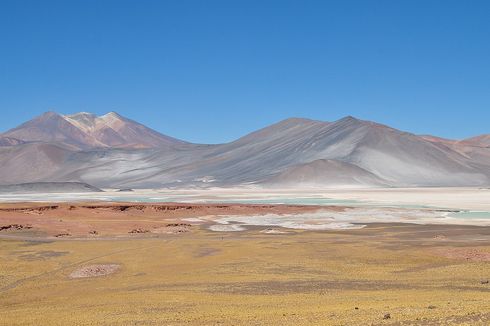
86, 195, 363, 206
1, 194, 485, 219
449, 211, 490, 219
104, 196, 174, 202
210, 197, 361, 206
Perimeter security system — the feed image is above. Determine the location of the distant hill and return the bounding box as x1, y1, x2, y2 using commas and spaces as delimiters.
462, 134, 490, 147
0, 182, 102, 194
262, 159, 389, 188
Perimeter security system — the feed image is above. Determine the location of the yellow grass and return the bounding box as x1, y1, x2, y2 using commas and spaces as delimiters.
1, 227, 489, 325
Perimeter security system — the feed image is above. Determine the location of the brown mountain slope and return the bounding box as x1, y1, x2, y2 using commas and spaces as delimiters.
1, 111, 188, 149
462, 134, 490, 148
0, 137, 25, 146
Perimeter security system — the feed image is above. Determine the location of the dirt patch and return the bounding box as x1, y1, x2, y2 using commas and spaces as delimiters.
69, 264, 121, 279
433, 247, 490, 262
0, 224, 32, 231
194, 247, 220, 258
54, 232, 71, 238
0, 206, 59, 214
18, 250, 69, 261
129, 228, 149, 234
152, 223, 191, 234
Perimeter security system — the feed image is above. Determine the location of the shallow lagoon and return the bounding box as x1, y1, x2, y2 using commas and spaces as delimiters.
449, 211, 490, 219
205, 206, 490, 231
1, 189, 489, 228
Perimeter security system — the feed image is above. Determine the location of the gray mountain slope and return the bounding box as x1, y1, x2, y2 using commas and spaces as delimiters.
0, 142, 73, 184
263, 159, 389, 188
0, 114, 489, 188
421, 135, 490, 178
163, 116, 489, 187
337, 119, 489, 186
36, 116, 490, 188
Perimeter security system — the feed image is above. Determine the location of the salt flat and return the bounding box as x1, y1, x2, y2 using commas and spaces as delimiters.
2, 186, 488, 210
1, 187, 488, 226
197, 187, 490, 211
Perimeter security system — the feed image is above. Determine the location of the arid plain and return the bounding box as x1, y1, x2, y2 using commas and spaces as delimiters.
4, 1, 490, 324
1, 188, 489, 325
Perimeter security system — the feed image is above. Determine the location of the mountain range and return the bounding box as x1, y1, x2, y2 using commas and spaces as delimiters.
1, 111, 489, 188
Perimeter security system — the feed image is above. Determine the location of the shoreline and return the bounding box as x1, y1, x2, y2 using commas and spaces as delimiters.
0, 201, 489, 240
1, 187, 490, 211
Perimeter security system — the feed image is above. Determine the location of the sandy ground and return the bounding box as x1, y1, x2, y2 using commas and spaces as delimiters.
0, 201, 489, 325
0, 223, 489, 325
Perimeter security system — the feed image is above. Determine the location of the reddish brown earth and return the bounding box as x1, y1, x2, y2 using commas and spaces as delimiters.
0, 202, 329, 238
433, 247, 490, 262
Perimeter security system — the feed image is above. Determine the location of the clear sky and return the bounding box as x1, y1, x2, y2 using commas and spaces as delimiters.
1, 0, 489, 143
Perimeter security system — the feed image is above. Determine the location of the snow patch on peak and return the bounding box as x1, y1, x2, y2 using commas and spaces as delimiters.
62, 111, 126, 133
101, 111, 123, 120
99, 112, 125, 130
62, 112, 98, 133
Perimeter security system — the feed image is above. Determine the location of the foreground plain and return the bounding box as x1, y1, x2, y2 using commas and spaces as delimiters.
0, 202, 489, 325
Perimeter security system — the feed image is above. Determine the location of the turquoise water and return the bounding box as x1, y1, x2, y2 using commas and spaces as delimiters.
102, 197, 489, 218
0, 194, 486, 220
210, 197, 361, 206
449, 211, 490, 219
381, 204, 433, 209
103, 196, 176, 202
94, 196, 363, 206
0, 193, 440, 209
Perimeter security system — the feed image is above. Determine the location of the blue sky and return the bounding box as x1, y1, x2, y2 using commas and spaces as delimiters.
1, 0, 489, 143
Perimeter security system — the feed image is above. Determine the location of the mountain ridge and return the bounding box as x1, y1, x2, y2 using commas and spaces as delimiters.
1, 111, 489, 188
1, 111, 188, 150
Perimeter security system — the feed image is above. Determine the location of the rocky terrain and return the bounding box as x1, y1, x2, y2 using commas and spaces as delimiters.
0, 202, 323, 238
